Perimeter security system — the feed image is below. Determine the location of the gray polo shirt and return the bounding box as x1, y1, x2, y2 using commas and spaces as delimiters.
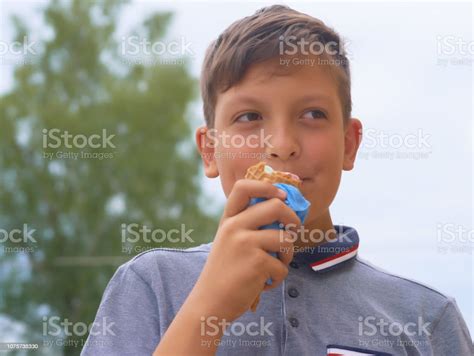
81, 225, 473, 355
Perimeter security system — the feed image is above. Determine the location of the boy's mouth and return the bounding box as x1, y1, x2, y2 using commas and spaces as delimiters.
300, 177, 314, 185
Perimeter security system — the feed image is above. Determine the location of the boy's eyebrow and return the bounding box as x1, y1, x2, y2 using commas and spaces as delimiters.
225, 95, 262, 107
227, 94, 331, 107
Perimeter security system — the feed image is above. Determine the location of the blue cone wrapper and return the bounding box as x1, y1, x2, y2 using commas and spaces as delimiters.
248, 182, 311, 230
248, 183, 311, 286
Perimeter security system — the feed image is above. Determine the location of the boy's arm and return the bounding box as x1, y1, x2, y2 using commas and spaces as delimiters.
154, 179, 298, 355
430, 297, 473, 355
152, 285, 225, 356
82, 180, 295, 355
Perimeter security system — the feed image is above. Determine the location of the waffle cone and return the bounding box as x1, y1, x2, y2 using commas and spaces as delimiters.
245, 162, 301, 188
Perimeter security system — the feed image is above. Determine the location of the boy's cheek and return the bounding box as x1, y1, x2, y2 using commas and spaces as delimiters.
215, 143, 263, 168
301, 159, 342, 204
215, 155, 253, 196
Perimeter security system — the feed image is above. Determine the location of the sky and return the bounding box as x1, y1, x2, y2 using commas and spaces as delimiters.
1, 0, 473, 337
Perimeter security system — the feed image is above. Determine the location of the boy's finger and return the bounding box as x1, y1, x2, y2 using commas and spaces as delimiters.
260, 254, 289, 291
252, 230, 294, 265
223, 179, 287, 218
236, 197, 301, 231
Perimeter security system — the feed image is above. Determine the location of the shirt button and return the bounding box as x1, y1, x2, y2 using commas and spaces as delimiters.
289, 261, 299, 269
289, 317, 299, 328
288, 287, 299, 298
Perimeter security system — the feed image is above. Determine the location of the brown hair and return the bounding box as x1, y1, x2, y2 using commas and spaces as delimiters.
200, 5, 351, 127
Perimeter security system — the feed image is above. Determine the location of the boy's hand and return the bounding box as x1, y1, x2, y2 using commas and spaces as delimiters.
190, 179, 301, 322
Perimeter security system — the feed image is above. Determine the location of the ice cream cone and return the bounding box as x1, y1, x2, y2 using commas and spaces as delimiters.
245, 162, 302, 312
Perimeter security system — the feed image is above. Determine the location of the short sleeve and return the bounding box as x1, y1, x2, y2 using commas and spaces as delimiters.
430, 297, 473, 355
81, 262, 160, 356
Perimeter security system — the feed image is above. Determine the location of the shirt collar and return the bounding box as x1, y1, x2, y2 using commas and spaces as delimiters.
292, 225, 359, 272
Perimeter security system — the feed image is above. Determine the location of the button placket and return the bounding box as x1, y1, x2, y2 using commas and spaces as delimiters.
288, 317, 299, 328
288, 287, 299, 298
285, 260, 303, 333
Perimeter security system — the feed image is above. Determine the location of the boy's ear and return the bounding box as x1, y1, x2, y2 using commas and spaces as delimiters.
343, 118, 363, 171
195, 126, 219, 178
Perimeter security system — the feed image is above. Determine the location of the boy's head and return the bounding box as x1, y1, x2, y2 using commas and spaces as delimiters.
201, 4, 352, 128
196, 5, 362, 229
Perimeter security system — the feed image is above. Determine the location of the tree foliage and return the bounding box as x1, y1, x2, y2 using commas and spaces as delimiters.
0, 1, 217, 354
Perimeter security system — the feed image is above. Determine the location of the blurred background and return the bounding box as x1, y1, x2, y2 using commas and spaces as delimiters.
0, 0, 472, 355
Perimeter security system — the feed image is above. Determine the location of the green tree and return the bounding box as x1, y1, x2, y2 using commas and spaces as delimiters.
0, 0, 217, 354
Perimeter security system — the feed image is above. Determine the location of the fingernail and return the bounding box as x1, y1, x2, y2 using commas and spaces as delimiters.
278, 189, 287, 199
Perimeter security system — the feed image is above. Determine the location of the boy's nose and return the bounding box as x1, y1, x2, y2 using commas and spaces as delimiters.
265, 129, 300, 161
269, 150, 296, 161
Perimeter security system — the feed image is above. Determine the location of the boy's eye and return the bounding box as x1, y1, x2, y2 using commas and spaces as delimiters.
302, 109, 327, 120
235, 112, 262, 122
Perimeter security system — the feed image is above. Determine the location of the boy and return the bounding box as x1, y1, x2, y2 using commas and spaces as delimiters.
82, 5, 472, 355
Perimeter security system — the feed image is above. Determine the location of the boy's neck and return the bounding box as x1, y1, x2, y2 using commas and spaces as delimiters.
293, 209, 337, 251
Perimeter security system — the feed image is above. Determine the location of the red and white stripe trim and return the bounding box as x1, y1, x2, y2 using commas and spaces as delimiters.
310, 244, 359, 272
327, 346, 375, 355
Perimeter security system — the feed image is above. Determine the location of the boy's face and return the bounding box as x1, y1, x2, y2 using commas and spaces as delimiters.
197, 56, 361, 227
